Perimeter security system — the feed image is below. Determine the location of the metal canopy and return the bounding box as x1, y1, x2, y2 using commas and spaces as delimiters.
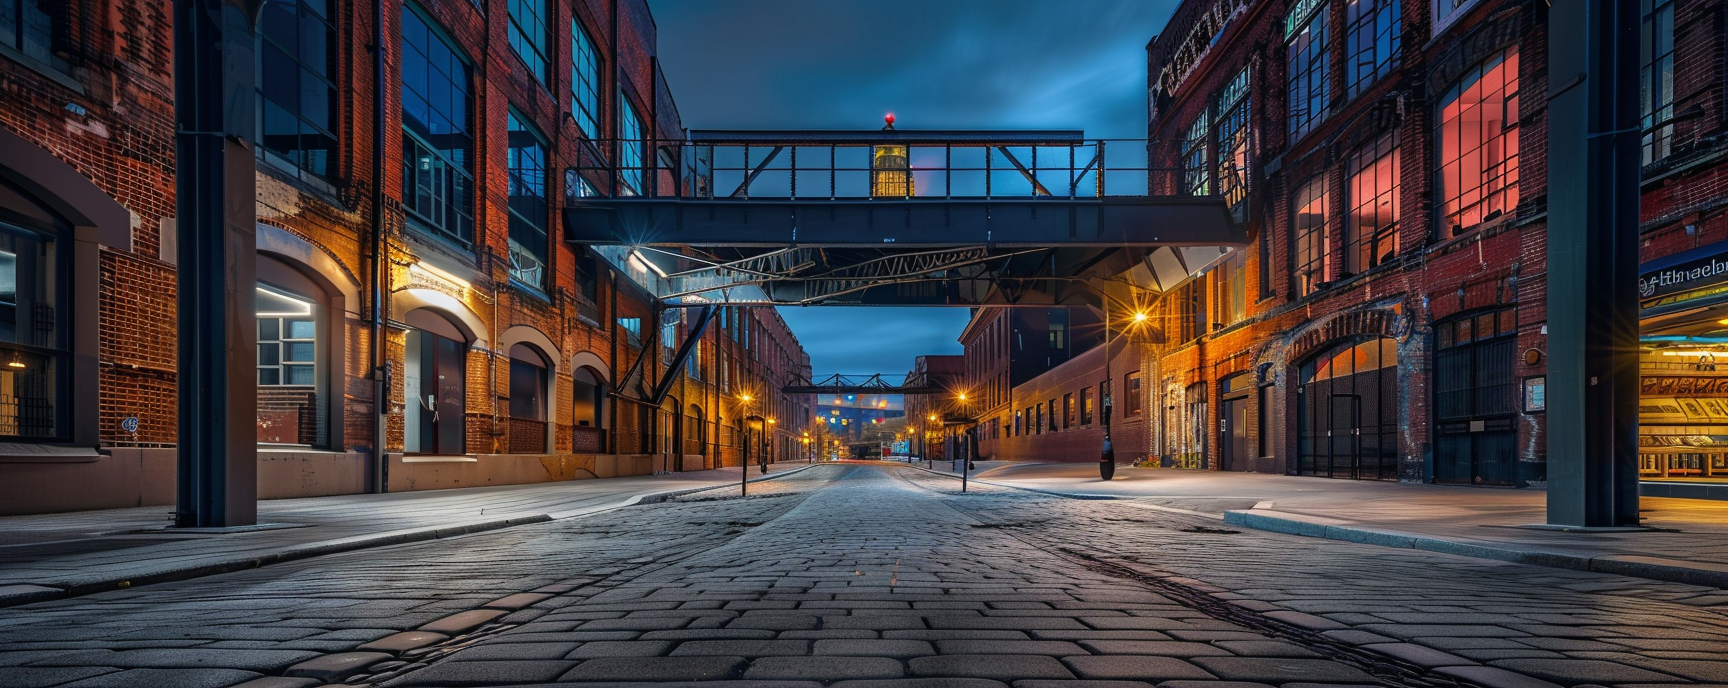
564, 131, 1246, 307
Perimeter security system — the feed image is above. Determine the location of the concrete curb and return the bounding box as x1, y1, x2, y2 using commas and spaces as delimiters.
0, 464, 821, 610
903, 463, 1121, 500
1222, 509, 1728, 590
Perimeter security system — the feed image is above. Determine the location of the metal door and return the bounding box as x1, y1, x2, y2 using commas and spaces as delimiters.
1329, 394, 1360, 479
1221, 397, 1249, 471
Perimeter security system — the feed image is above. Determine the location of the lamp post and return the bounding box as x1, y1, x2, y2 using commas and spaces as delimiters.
1099, 304, 1150, 481
763, 418, 776, 473
926, 413, 937, 469
738, 393, 753, 496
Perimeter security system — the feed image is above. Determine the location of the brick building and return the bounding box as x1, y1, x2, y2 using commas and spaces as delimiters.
1133, 0, 1551, 485
905, 354, 962, 461
0, 0, 810, 515
1125, 0, 1728, 491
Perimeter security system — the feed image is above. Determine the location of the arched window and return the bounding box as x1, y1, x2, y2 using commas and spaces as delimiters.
404, 309, 468, 455
0, 185, 69, 440
686, 404, 705, 456
507, 344, 549, 453
571, 365, 605, 453
1296, 336, 1398, 480
256, 255, 330, 447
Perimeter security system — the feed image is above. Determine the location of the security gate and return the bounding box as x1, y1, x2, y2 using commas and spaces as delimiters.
1296, 337, 1399, 480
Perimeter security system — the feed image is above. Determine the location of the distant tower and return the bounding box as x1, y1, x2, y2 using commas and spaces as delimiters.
871, 113, 913, 198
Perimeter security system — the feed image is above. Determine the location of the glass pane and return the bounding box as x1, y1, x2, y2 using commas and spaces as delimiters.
259, 343, 280, 366
286, 319, 315, 339
285, 364, 316, 385
259, 368, 280, 385
284, 342, 315, 362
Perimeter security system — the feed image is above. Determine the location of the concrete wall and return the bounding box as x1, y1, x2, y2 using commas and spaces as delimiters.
384, 453, 657, 492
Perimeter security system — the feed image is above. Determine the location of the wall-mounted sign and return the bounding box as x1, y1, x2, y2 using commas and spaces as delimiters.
120, 417, 139, 434
1523, 376, 1546, 412
1640, 241, 1728, 305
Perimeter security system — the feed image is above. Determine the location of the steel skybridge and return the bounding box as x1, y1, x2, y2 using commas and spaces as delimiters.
563, 129, 1248, 308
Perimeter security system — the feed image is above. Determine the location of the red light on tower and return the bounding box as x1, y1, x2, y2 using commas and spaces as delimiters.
883, 113, 896, 130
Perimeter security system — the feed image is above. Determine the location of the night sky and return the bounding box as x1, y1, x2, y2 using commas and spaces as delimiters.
651, 0, 1178, 376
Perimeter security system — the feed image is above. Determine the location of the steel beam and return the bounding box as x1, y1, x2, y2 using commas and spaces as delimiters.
1546, 0, 1642, 527
173, 0, 263, 527
565, 197, 1241, 248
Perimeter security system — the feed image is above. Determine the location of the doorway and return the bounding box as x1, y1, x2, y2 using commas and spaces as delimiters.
403, 312, 467, 455
1296, 337, 1398, 480
1219, 373, 1251, 471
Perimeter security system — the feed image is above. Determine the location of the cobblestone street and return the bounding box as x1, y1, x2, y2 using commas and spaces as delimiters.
3, 464, 1727, 688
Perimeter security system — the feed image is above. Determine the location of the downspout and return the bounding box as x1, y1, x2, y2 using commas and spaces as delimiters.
370, 0, 390, 493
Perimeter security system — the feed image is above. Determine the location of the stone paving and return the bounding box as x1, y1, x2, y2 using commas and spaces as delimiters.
937, 462, 1728, 573
0, 463, 1726, 688
0, 462, 811, 603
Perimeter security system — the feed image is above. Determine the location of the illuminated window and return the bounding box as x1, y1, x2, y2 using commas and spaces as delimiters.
1344, 0, 1400, 99
507, 0, 549, 84
401, 5, 475, 245
258, 0, 338, 186
1081, 387, 1094, 425
1345, 131, 1399, 274
1291, 174, 1330, 296
1215, 252, 1247, 327
1435, 48, 1519, 237
0, 220, 68, 440
572, 18, 602, 138
619, 95, 645, 195
507, 111, 549, 289
257, 288, 317, 387
1182, 115, 1209, 196
1286, 2, 1330, 140
1125, 372, 1142, 416
1642, 0, 1674, 164
1216, 67, 1251, 220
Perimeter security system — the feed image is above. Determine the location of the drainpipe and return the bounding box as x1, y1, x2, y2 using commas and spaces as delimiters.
370, 0, 390, 493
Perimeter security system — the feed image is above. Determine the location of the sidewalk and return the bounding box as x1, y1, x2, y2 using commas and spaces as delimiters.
929, 461, 1728, 590
0, 461, 815, 608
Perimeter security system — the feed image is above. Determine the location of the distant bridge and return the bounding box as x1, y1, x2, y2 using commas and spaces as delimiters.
783, 372, 944, 396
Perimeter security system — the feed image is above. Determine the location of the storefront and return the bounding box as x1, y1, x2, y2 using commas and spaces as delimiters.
1639, 241, 1728, 491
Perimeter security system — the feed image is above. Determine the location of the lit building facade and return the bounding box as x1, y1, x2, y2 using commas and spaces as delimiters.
1128, 0, 1728, 495
0, 0, 810, 515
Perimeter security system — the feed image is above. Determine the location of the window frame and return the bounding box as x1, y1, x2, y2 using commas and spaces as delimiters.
1343, 0, 1401, 100
400, 3, 477, 246
1182, 114, 1210, 196
571, 16, 603, 139
1291, 173, 1331, 297
506, 0, 550, 86
1641, 0, 1675, 165
506, 109, 550, 290
1434, 47, 1521, 239
1285, 2, 1331, 141
1344, 130, 1400, 275
256, 0, 339, 189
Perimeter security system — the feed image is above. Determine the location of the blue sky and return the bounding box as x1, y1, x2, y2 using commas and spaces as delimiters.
651, 0, 1178, 375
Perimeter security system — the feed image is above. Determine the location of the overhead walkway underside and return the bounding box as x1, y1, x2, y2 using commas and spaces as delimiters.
564, 131, 1248, 308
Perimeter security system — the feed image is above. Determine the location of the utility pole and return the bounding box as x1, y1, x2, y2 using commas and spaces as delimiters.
173, 0, 263, 527
1546, 0, 1642, 527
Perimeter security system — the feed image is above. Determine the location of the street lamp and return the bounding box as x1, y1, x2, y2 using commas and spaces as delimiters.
763, 418, 776, 473
738, 393, 754, 496
1099, 302, 1151, 481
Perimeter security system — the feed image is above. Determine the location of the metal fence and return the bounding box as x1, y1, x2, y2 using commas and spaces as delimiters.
567, 138, 1193, 202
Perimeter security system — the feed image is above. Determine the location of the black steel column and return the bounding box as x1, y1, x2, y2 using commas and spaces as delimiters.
173, 0, 263, 527
1546, 0, 1642, 527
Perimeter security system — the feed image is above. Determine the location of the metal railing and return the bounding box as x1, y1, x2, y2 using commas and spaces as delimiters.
567, 138, 1195, 202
